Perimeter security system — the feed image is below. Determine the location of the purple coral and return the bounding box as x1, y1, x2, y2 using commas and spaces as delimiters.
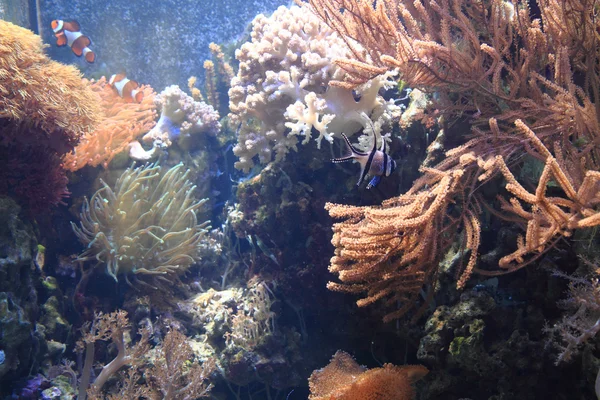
12, 374, 50, 399
142, 85, 221, 148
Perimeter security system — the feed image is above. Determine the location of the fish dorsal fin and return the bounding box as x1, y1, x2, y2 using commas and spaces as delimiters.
351, 124, 376, 187
331, 133, 368, 162
64, 20, 81, 32
342, 133, 367, 157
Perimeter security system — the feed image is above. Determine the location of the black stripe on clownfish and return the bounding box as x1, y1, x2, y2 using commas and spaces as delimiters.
108, 74, 144, 103
51, 19, 95, 63
332, 122, 397, 189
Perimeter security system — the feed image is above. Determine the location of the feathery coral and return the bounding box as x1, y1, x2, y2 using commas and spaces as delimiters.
326, 153, 479, 322
79, 311, 215, 399
308, 350, 428, 400
63, 77, 157, 171
71, 163, 209, 285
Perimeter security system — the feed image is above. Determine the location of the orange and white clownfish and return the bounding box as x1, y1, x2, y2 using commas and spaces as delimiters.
51, 20, 95, 63
108, 74, 144, 103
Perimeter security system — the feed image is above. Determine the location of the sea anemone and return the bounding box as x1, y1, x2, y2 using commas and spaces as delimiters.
71, 163, 209, 285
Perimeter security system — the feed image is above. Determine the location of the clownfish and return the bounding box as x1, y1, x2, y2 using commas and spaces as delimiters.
108, 74, 144, 103
51, 20, 95, 63
332, 124, 397, 189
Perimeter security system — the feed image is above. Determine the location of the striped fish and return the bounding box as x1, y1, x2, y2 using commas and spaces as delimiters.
332, 128, 396, 189
51, 20, 95, 63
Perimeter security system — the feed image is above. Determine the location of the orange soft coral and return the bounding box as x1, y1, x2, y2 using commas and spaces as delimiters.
0, 21, 99, 152
0, 21, 99, 210
309, 351, 428, 400
63, 77, 156, 171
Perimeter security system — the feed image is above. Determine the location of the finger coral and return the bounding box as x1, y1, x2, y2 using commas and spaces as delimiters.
308, 350, 428, 400
229, 5, 400, 172
0, 21, 99, 210
63, 77, 157, 171
71, 163, 210, 285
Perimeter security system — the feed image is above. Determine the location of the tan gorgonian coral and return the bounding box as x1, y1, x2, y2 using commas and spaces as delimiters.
308, 350, 428, 400
306, 0, 600, 320
326, 153, 480, 322
63, 77, 157, 171
0, 20, 99, 151
71, 163, 210, 285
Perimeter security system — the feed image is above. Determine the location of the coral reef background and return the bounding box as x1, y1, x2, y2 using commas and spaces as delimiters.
1, 1, 600, 399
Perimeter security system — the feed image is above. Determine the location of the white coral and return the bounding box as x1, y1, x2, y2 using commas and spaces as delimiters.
229, 5, 400, 172
141, 85, 221, 152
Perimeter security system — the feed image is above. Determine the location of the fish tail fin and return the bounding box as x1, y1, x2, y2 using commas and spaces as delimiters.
83, 48, 95, 63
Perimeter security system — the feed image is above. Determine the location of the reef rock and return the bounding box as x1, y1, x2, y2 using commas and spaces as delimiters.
0, 197, 42, 386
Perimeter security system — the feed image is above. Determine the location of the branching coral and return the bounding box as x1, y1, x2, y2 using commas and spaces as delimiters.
229, 5, 400, 172
63, 77, 157, 171
307, 0, 600, 320
544, 265, 600, 364
308, 350, 428, 400
78, 310, 150, 399
78, 311, 215, 400
0, 21, 99, 210
326, 153, 479, 322
146, 329, 215, 399
188, 43, 234, 118
71, 163, 210, 285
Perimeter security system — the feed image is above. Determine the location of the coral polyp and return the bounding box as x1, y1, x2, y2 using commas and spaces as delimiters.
71, 163, 209, 284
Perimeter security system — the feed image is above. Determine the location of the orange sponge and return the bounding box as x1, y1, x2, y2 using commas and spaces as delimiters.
309, 351, 428, 400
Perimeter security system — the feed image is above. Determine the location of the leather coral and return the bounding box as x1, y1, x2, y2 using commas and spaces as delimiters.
0, 20, 100, 211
